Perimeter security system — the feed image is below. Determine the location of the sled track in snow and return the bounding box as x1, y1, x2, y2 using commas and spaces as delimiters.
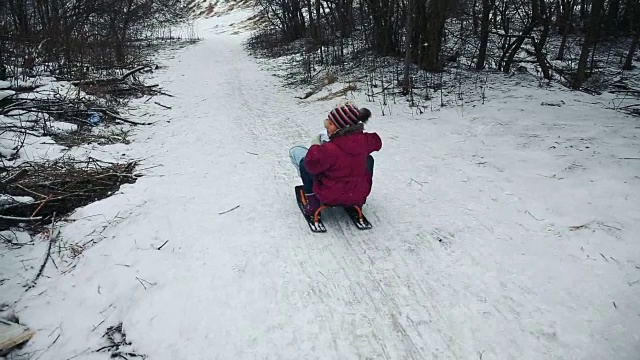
220, 41, 470, 356
213, 35, 547, 358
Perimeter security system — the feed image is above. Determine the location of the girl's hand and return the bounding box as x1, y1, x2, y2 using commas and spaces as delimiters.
310, 134, 322, 145
310, 132, 330, 145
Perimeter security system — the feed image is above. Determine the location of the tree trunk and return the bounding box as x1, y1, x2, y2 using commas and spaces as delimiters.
573, 0, 604, 89
623, 31, 639, 70
423, 0, 448, 71
605, 0, 621, 33
532, 0, 541, 23
476, 0, 492, 70
499, 22, 535, 73
580, 0, 587, 26
472, 0, 479, 34
556, 0, 574, 60
307, 0, 316, 40
532, 0, 552, 79
365, 0, 399, 55
622, 0, 639, 70
402, 0, 413, 94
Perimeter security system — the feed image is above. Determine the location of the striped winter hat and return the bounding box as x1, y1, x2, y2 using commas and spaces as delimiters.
328, 104, 361, 129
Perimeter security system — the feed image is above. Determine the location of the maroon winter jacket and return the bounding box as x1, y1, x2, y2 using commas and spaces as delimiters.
304, 129, 382, 206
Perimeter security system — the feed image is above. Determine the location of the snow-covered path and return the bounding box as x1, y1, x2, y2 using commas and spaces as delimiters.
7, 10, 640, 360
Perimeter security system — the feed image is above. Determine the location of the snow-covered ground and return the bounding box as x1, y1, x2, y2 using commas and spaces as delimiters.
2, 8, 640, 360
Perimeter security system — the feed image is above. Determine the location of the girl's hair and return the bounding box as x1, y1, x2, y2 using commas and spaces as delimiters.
357, 107, 372, 123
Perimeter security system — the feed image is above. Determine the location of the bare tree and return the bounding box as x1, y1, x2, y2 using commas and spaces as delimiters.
532, 0, 553, 79
573, 0, 604, 89
556, 0, 576, 60
248, 0, 637, 97
402, 0, 414, 94
622, 0, 639, 70
0, 0, 192, 81
365, 0, 401, 55
423, 0, 449, 71
475, 0, 494, 69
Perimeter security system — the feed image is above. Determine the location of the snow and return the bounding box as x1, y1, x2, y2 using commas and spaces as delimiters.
0, 90, 15, 101
0, 195, 34, 209
47, 121, 78, 134
2, 7, 640, 360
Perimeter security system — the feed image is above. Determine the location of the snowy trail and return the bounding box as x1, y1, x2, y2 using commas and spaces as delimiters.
7, 11, 640, 360
119, 27, 459, 359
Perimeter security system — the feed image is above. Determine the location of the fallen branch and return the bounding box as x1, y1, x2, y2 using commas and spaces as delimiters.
100, 109, 153, 126
27, 213, 57, 290
0, 169, 29, 186
154, 102, 171, 109
0, 214, 43, 221
112, 351, 147, 359
31, 194, 53, 217
135, 276, 155, 290
609, 89, 640, 95
70, 66, 151, 86
146, 86, 173, 97
156, 240, 169, 250
33, 332, 61, 360
6, 84, 43, 92
569, 222, 592, 231
524, 210, 544, 221
15, 184, 48, 199
0, 232, 32, 247
0, 100, 29, 114
598, 222, 622, 231
119, 65, 152, 81
537, 173, 563, 179
219, 205, 240, 215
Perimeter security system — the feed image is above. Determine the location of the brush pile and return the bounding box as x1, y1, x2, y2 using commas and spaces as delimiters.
0, 157, 139, 231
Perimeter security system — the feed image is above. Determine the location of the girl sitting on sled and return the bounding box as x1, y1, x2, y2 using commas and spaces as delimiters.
289, 103, 382, 216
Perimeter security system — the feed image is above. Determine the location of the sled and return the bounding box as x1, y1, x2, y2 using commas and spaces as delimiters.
295, 185, 373, 233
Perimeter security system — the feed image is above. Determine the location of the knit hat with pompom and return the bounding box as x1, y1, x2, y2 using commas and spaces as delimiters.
327, 104, 371, 129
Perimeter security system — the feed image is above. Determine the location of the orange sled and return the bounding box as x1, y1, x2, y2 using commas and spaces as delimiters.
295, 185, 373, 233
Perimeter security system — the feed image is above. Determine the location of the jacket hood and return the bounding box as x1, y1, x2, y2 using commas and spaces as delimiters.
330, 123, 371, 155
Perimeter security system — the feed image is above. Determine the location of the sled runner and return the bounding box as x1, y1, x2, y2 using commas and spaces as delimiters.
295, 185, 372, 233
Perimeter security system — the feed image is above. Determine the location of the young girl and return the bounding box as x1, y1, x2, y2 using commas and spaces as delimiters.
289, 103, 382, 216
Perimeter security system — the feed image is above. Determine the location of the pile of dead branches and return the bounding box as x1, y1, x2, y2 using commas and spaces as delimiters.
0, 157, 139, 231
1, 91, 153, 128
72, 65, 169, 100
51, 127, 132, 148
1, 96, 144, 161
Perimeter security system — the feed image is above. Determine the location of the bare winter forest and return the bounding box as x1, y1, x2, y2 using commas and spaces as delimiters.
0, 0, 200, 233
247, 0, 640, 114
